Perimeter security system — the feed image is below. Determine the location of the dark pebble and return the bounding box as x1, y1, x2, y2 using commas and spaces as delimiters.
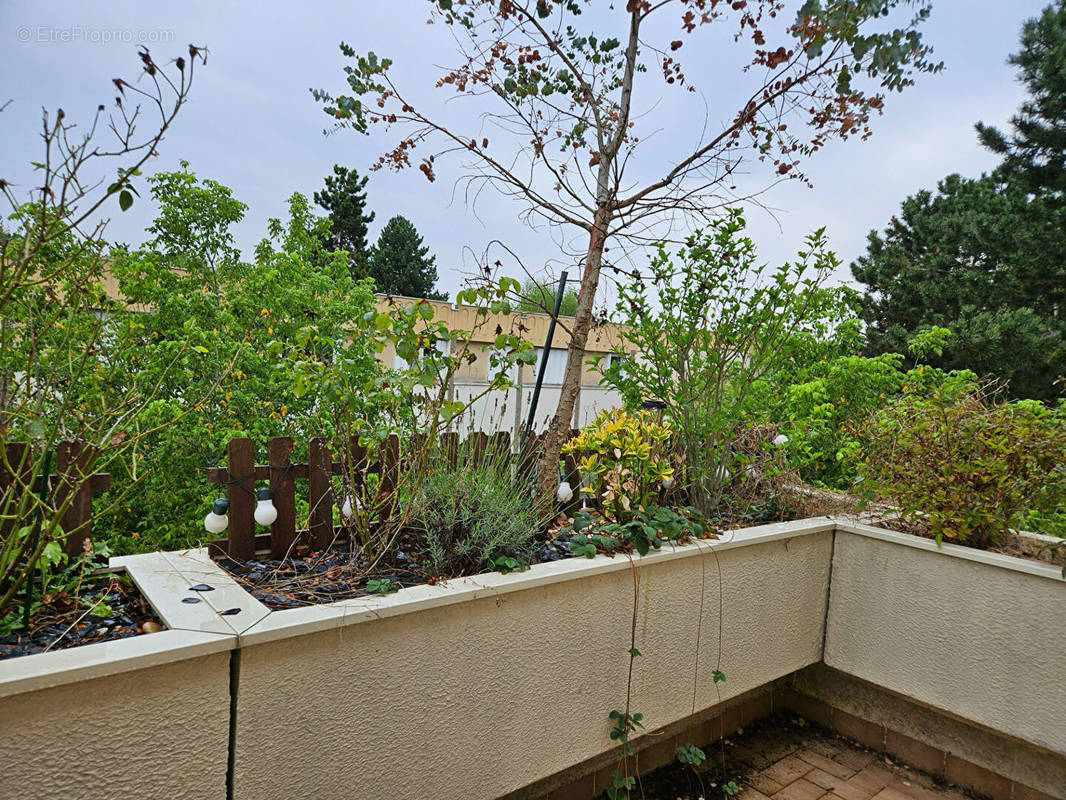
247, 571, 264, 580
189, 584, 215, 592
219, 608, 242, 616
181, 597, 202, 605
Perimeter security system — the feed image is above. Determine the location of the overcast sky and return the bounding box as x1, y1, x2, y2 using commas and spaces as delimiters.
0, 1, 1048, 303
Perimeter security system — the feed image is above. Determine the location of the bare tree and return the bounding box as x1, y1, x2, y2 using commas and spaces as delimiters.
0, 46, 210, 609
314, 0, 941, 495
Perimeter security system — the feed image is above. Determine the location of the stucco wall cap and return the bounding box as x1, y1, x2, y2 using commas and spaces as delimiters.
238, 516, 836, 648
113, 548, 271, 635
0, 627, 233, 699
832, 518, 1066, 583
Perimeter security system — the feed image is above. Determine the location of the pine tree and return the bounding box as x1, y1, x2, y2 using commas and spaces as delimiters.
851, 174, 1065, 399
313, 164, 375, 279
853, 3, 1066, 400
976, 1, 1066, 197
368, 215, 447, 300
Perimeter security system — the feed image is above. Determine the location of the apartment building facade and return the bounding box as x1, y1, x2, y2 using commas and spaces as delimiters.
374, 295, 632, 437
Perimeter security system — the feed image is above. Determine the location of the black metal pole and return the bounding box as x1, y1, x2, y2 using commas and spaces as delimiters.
520, 271, 568, 459
21, 448, 54, 629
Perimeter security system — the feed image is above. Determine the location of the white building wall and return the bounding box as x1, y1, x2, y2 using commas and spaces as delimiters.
449, 382, 623, 438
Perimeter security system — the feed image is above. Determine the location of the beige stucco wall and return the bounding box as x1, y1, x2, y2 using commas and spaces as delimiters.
825, 526, 1066, 757
374, 296, 629, 352
232, 528, 832, 800
0, 651, 230, 800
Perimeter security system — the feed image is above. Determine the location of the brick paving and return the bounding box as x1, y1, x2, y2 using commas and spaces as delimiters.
719, 717, 975, 800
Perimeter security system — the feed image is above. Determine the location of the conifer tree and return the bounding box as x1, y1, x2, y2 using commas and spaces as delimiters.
368, 215, 447, 300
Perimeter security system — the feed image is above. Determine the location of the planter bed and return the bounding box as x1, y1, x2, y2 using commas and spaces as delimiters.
869, 514, 1066, 572
0, 549, 267, 800
214, 535, 576, 609
210, 503, 808, 613
0, 572, 161, 659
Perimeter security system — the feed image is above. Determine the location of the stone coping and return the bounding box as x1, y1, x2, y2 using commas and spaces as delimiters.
0, 544, 269, 698
835, 518, 1065, 582
0, 623, 232, 699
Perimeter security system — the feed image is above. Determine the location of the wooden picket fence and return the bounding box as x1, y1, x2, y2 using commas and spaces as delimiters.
1, 432, 589, 565
206, 430, 584, 561
0, 439, 111, 558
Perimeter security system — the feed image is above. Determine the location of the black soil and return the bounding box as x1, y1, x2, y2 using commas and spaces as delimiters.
216, 536, 573, 610
0, 575, 161, 660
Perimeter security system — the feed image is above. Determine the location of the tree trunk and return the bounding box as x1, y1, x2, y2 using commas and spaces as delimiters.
534, 205, 611, 497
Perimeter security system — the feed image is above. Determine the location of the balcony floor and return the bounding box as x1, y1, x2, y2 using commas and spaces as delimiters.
724, 715, 976, 800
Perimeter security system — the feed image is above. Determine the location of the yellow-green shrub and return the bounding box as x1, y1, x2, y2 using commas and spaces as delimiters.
562, 409, 678, 522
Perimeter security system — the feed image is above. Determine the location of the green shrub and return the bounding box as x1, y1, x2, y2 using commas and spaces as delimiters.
1021, 509, 1066, 537
602, 209, 846, 514
94, 176, 381, 554
406, 457, 544, 577
759, 318, 977, 491
858, 387, 1066, 547
568, 505, 706, 558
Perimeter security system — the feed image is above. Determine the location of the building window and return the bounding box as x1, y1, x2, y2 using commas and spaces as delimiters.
533, 347, 569, 384
395, 338, 449, 371
489, 354, 516, 384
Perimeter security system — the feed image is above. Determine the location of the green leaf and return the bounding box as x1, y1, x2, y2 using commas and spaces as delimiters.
41, 541, 64, 566
119, 189, 134, 211
366, 577, 398, 595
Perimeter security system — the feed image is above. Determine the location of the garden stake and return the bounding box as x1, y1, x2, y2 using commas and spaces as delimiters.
21, 448, 54, 630
519, 270, 568, 466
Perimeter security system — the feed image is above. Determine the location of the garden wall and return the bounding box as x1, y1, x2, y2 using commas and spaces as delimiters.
0, 549, 263, 800
230, 520, 835, 800
826, 521, 1066, 757
4, 519, 1065, 800
0, 632, 232, 800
